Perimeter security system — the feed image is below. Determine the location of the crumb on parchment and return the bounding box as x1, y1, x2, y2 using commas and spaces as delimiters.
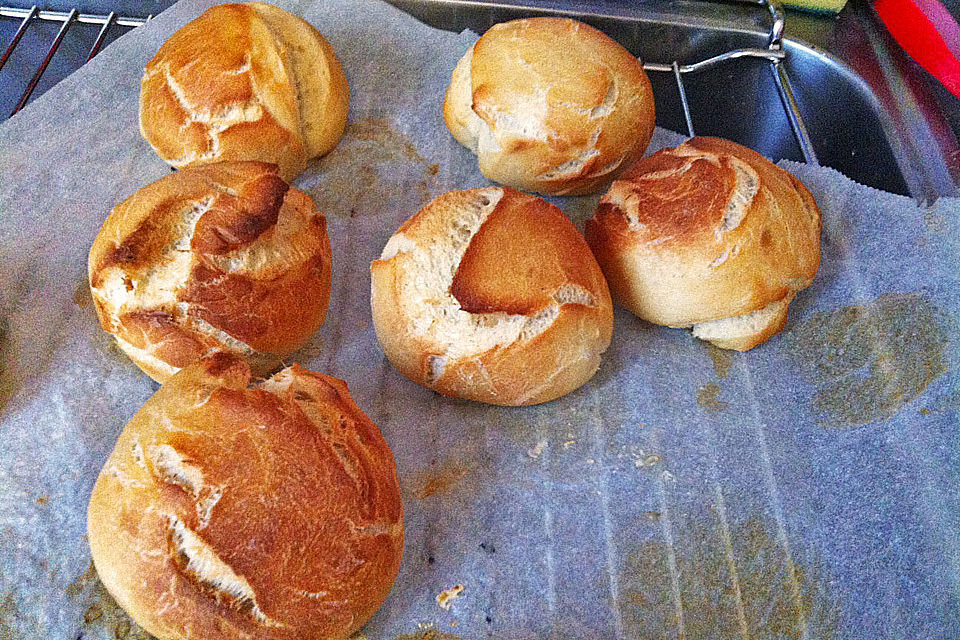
436, 584, 464, 610
527, 440, 546, 459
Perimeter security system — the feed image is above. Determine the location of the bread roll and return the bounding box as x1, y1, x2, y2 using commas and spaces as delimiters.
443, 17, 655, 196
87, 352, 403, 640
140, 3, 349, 182
88, 161, 332, 382
371, 187, 613, 405
585, 137, 821, 351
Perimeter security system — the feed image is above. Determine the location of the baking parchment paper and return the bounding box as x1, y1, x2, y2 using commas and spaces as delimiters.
1, 0, 959, 638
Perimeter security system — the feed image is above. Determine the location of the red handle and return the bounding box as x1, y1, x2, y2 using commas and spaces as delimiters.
874, 0, 960, 98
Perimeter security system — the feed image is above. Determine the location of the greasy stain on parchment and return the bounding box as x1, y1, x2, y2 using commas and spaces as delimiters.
66, 562, 153, 640
0, 264, 38, 415
0, 316, 12, 415
787, 292, 949, 429
0, 264, 46, 413
1, 267, 91, 413
74, 280, 93, 308
393, 630, 466, 640
306, 118, 440, 217
619, 515, 840, 639
706, 344, 733, 379
0, 593, 21, 640
410, 459, 473, 500
697, 383, 728, 411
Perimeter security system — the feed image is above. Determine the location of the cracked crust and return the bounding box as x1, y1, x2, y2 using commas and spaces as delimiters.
371, 187, 613, 405
442, 17, 655, 195
88, 162, 332, 382
585, 137, 821, 350
88, 353, 403, 640
139, 3, 349, 181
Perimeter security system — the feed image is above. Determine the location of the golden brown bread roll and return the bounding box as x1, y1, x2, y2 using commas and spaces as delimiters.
371, 187, 613, 405
585, 137, 822, 351
443, 17, 655, 196
87, 352, 403, 640
140, 3, 349, 182
88, 161, 332, 382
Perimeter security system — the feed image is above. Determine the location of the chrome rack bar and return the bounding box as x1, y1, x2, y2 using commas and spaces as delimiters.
672, 61, 695, 137
0, 6, 149, 27
0, 4, 37, 72
771, 63, 819, 164
0, 0, 820, 166
765, 0, 819, 164
2, 6, 151, 118
644, 47, 784, 74
11, 8, 77, 117
86, 11, 117, 62
642, 0, 819, 164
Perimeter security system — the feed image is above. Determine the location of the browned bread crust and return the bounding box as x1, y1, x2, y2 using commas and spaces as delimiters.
140, 3, 349, 182
88, 162, 332, 382
585, 136, 821, 350
371, 187, 613, 405
443, 17, 655, 195
87, 353, 403, 640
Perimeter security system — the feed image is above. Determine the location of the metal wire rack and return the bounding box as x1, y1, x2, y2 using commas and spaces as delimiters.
640, 0, 819, 166
1, 0, 815, 166
0, 5, 150, 118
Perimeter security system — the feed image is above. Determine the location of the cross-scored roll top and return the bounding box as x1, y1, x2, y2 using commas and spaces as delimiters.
89, 161, 332, 382
371, 187, 613, 406
87, 353, 403, 640
586, 136, 822, 351
443, 17, 655, 196
139, 3, 349, 181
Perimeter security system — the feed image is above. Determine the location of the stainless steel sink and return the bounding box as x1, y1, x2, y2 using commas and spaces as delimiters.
2, 0, 957, 198
385, 0, 960, 201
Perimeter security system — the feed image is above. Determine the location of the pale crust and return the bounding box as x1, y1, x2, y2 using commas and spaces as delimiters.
585, 137, 821, 350
139, 3, 349, 182
692, 295, 793, 351
250, 3, 349, 158
371, 187, 613, 406
87, 353, 403, 640
88, 162, 332, 383
442, 17, 655, 196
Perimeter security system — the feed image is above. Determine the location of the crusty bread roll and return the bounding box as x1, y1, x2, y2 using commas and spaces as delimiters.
371, 187, 613, 405
87, 352, 403, 640
140, 3, 349, 182
443, 17, 655, 196
88, 161, 332, 383
585, 137, 821, 351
